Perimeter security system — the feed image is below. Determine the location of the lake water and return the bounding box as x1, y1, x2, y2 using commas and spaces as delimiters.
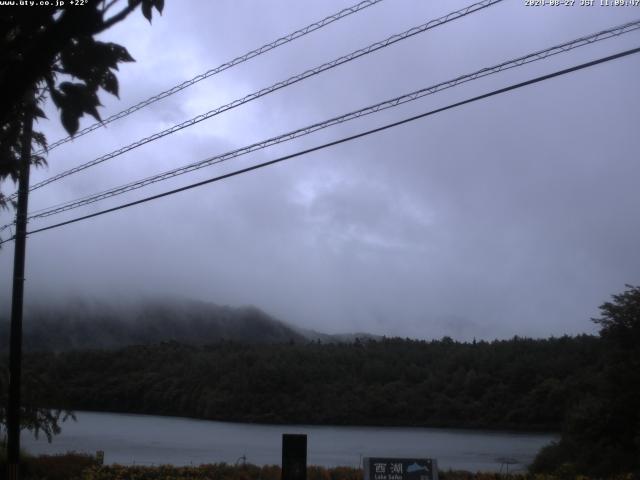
22, 411, 556, 473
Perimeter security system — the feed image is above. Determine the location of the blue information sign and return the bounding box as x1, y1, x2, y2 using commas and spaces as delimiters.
364, 458, 438, 480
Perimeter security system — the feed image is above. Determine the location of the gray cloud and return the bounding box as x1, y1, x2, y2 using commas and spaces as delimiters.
1, 0, 639, 340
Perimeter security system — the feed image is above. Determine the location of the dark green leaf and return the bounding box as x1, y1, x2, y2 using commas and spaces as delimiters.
60, 39, 134, 83
141, 0, 152, 22
49, 87, 63, 108
57, 81, 103, 129
32, 131, 48, 152
33, 106, 47, 119
59, 36, 95, 79
106, 42, 135, 64
101, 71, 119, 98
61, 109, 79, 135
84, 105, 101, 122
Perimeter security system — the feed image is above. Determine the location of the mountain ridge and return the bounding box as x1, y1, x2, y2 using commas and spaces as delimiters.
0, 297, 375, 352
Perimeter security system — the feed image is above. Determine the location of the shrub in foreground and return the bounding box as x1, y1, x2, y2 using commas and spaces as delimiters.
3, 456, 637, 480
0, 448, 98, 480
78, 464, 638, 480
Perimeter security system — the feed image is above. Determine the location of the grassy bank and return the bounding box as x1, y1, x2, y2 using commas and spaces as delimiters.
80, 463, 637, 480
2, 452, 636, 480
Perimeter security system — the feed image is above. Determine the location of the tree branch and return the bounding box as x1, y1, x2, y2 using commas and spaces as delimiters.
100, 0, 141, 32
102, 0, 120, 14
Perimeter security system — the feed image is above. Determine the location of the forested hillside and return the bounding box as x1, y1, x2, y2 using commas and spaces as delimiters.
0, 299, 306, 351
13, 335, 602, 431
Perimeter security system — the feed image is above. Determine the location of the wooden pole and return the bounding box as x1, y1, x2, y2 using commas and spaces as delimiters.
6, 93, 34, 480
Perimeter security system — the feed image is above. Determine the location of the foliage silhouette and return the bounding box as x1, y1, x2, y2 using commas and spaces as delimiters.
531, 285, 640, 476
0, 0, 164, 211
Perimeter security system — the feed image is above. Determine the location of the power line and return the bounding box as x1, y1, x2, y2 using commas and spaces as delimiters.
1, 45, 636, 245
18, 0, 503, 197
16, 18, 640, 224
37, 0, 386, 155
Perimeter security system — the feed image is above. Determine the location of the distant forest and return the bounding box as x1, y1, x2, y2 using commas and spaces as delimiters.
0, 300, 308, 352
11, 335, 603, 431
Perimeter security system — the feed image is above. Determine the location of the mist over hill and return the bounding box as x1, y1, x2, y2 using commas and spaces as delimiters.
0, 298, 314, 352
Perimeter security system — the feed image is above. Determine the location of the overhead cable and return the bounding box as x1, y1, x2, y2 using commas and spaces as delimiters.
18, 0, 504, 197
38, 0, 386, 154
16, 19, 640, 225
1, 45, 636, 245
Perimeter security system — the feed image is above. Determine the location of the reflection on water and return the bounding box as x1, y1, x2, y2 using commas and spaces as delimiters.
22, 411, 557, 472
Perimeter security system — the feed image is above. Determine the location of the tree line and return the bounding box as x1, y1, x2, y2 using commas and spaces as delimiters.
7, 335, 602, 431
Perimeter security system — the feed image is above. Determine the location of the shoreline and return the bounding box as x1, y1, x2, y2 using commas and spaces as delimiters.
50, 409, 561, 436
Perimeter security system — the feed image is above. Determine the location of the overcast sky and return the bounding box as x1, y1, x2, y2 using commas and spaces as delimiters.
1, 0, 639, 340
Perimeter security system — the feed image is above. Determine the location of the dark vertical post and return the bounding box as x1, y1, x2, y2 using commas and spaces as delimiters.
282, 434, 307, 480
6, 97, 34, 480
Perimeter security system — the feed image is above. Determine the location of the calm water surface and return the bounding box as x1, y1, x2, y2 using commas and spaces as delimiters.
22, 411, 556, 472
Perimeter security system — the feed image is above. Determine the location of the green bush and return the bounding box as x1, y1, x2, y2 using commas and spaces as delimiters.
0, 443, 98, 480
27, 452, 98, 480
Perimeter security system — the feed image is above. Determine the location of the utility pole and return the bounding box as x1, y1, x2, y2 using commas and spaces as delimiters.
6, 93, 34, 480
